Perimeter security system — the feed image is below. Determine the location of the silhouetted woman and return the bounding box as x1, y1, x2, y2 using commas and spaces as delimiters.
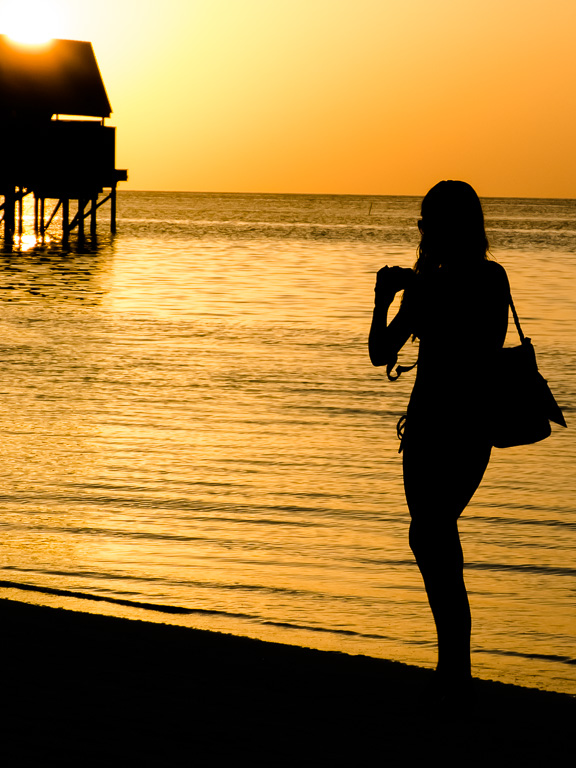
369, 181, 510, 700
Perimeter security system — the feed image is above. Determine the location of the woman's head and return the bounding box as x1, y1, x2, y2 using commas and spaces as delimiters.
415, 180, 489, 273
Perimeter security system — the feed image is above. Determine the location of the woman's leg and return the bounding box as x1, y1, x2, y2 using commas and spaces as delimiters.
409, 517, 471, 685
403, 438, 491, 690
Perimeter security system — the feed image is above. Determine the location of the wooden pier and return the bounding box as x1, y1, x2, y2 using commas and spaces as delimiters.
0, 35, 127, 243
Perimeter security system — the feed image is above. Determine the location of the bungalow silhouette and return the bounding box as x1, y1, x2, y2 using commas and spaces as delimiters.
0, 35, 127, 242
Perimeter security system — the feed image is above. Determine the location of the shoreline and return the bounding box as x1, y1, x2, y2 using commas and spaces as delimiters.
1, 598, 573, 764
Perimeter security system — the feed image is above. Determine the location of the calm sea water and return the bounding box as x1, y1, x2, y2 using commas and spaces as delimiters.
0, 191, 574, 694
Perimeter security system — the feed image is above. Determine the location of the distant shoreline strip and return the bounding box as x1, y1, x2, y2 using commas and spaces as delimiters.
0, 579, 393, 641
0, 579, 251, 619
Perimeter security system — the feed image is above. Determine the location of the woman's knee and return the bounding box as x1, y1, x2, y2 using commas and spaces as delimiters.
409, 518, 438, 561
409, 518, 463, 572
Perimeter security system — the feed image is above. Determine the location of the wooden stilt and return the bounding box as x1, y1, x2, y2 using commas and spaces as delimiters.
78, 199, 85, 239
40, 197, 45, 238
62, 198, 69, 242
4, 187, 15, 243
110, 184, 117, 234
34, 194, 39, 235
18, 189, 23, 236
90, 196, 97, 236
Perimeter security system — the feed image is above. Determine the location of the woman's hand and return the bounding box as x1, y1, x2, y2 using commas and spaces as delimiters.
369, 267, 414, 367
375, 266, 415, 303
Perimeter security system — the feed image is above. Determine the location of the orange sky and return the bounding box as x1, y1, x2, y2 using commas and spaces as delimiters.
1, 0, 575, 197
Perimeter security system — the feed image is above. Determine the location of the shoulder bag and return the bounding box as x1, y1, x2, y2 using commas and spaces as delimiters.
491, 296, 566, 448
389, 294, 567, 451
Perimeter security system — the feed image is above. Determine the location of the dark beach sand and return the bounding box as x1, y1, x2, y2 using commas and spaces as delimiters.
1, 598, 573, 765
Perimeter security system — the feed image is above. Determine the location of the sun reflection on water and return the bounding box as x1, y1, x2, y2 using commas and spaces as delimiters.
0, 192, 573, 694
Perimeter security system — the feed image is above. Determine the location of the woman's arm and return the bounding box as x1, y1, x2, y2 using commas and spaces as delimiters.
484, 261, 510, 350
368, 267, 414, 368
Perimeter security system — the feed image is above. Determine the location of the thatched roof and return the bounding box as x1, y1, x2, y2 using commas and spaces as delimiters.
0, 35, 111, 119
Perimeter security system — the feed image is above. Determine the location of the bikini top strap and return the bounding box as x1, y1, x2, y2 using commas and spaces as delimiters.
388, 295, 523, 381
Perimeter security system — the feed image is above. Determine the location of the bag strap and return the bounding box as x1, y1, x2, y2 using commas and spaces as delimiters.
509, 294, 526, 344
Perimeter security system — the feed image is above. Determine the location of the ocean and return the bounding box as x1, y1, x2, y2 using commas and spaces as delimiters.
0, 191, 574, 694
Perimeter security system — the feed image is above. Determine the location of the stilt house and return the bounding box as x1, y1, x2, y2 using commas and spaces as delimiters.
0, 35, 127, 241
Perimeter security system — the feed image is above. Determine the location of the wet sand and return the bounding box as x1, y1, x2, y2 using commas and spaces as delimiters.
1, 598, 573, 765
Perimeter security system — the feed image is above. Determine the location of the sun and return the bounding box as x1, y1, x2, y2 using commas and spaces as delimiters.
1, 0, 64, 45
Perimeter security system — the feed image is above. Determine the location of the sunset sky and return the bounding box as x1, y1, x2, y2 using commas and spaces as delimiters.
1, 0, 575, 197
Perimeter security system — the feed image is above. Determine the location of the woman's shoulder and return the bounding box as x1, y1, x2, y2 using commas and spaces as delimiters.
483, 258, 508, 278
481, 259, 510, 293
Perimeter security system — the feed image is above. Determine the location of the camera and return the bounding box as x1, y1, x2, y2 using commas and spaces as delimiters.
375, 265, 414, 298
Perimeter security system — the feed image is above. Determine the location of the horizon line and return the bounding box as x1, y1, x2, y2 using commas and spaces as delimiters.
118, 189, 576, 202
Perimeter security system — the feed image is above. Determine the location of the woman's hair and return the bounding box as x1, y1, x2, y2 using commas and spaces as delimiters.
414, 180, 489, 274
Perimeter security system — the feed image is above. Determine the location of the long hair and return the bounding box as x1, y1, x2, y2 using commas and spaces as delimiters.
414, 180, 489, 275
